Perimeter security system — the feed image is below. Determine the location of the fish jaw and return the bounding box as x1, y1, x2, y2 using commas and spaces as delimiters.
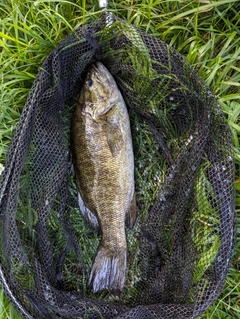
82, 100, 118, 123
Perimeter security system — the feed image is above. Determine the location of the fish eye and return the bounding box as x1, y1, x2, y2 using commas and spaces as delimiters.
86, 79, 93, 87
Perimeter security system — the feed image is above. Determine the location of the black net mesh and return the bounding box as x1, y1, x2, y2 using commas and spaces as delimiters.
0, 13, 236, 319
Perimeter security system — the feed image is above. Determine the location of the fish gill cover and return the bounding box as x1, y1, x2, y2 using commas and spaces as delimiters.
0, 13, 236, 319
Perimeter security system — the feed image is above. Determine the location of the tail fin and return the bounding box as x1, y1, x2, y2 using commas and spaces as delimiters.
88, 246, 127, 294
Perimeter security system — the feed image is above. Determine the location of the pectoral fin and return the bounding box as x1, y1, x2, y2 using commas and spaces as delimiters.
106, 120, 124, 157
125, 192, 137, 229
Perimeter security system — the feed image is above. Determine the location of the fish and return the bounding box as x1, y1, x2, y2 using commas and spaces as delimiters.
71, 61, 136, 293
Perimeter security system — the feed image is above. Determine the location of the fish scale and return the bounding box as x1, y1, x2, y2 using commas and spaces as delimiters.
71, 61, 136, 293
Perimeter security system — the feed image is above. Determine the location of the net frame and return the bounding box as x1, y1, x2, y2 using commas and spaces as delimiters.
0, 12, 236, 319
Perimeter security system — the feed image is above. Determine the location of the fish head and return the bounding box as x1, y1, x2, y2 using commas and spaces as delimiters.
80, 62, 119, 122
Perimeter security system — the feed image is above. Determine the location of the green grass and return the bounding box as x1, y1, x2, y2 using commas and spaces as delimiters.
0, 0, 240, 318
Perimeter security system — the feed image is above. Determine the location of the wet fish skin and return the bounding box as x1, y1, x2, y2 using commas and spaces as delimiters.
71, 62, 136, 293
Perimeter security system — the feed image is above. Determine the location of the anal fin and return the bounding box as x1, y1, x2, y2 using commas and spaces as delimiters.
125, 192, 137, 229
77, 192, 99, 232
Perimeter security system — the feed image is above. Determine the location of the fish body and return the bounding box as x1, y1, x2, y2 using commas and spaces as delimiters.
71, 62, 136, 293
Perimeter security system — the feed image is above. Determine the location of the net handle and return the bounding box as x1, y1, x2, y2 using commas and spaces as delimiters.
99, 0, 114, 26
99, 0, 107, 9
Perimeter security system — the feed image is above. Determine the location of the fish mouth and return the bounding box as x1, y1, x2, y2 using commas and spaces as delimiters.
92, 62, 109, 83
91, 63, 101, 74
82, 101, 115, 121
100, 101, 116, 116
93, 61, 103, 71
81, 108, 92, 118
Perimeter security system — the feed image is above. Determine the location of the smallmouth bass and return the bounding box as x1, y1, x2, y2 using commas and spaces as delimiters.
71, 62, 136, 293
